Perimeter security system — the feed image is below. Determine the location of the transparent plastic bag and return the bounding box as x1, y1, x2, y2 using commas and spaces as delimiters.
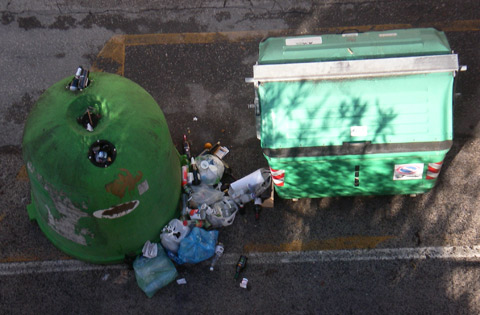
133, 244, 178, 298
206, 197, 239, 228
189, 184, 225, 208
195, 154, 225, 185
177, 227, 219, 264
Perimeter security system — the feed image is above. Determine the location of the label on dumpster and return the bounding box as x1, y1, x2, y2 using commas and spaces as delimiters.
350, 126, 368, 137
379, 32, 398, 38
393, 163, 424, 180
138, 180, 149, 195
286, 36, 322, 46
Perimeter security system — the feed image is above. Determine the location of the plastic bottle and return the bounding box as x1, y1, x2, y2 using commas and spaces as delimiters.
183, 134, 191, 159
191, 157, 201, 185
69, 66, 83, 91
180, 193, 188, 220
189, 204, 208, 220
234, 255, 248, 279
182, 219, 211, 229
254, 197, 262, 221
78, 69, 89, 90
183, 184, 193, 195
209, 243, 224, 271
181, 165, 188, 187
75, 66, 83, 77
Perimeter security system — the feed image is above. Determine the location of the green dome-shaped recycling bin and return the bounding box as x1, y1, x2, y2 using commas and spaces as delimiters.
23, 72, 181, 264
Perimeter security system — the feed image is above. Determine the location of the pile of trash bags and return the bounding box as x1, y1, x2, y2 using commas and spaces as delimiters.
133, 138, 271, 298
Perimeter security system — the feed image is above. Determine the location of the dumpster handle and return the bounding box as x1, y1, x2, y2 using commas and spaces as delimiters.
342, 141, 371, 147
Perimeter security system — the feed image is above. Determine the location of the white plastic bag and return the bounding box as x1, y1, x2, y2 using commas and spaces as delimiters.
206, 197, 238, 228
160, 219, 191, 253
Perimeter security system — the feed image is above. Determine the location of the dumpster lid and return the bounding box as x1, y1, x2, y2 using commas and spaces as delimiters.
257, 28, 452, 65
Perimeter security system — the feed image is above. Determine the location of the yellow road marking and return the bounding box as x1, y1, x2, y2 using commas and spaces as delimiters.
1, 236, 393, 263
91, 19, 480, 75
16, 164, 29, 181
91, 34, 125, 76
244, 235, 394, 253
0, 254, 72, 263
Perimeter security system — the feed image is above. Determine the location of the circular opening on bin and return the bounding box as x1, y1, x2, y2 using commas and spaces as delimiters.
88, 140, 116, 167
67, 94, 107, 133
77, 106, 101, 131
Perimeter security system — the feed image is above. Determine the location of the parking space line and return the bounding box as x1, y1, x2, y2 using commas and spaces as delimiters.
243, 235, 394, 253
0, 259, 126, 276
246, 245, 480, 265
91, 19, 480, 75
91, 34, 125, 76
2, 245, 480, 276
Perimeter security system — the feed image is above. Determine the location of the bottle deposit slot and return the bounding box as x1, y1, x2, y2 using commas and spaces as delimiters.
88, 139, 116, 168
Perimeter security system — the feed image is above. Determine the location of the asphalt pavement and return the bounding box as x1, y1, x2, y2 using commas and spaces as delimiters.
1, 1, 480, 314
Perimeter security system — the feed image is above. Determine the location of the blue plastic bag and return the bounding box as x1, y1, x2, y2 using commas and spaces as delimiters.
166, 249, 186, 265
133, 244, 178, 298
177, 227, 218, 264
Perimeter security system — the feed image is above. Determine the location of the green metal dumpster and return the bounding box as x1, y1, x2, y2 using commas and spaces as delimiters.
249, 28, 459, 199
22, 72, 181, 263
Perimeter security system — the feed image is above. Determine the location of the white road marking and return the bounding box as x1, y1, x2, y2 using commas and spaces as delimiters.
2, 245, 480, 276
0, 259, 126, 276
242, 245, 480, 264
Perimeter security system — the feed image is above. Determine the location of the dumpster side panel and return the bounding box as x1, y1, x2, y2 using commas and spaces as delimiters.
267, 150, 449, 199
259, 72, 453, 151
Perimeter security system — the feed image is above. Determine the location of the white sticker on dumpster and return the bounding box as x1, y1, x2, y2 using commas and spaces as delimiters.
350, 126, 368, 137
393, 163, 424, 180
286, 36, 322, 46
138, 180, 149, 195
